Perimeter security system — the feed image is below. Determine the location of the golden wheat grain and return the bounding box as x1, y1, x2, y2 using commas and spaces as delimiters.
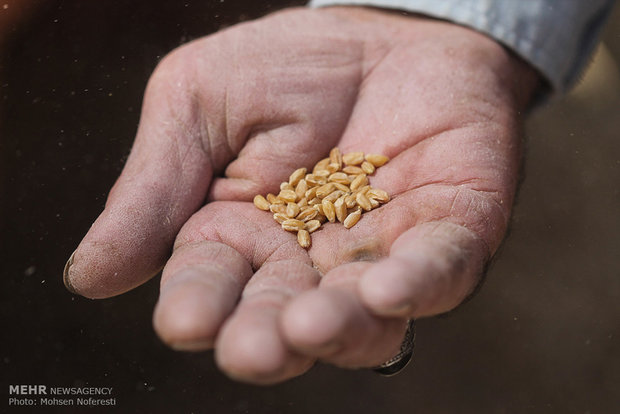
365, 153, 389, 167
356, 192, 372, 211
289, 167, 307, 187
286, 202, 300, 218
350, 174, 368, 191
270, 204, 287, 214
252, 148, 390, 248
343, 209, 362, 229
342, 151, 364, 165
305, 220, 321, 233
282, 219, 305, 232
367, 188, 390, 202
322, 189, 344, 203
334, 197, 347, 222
253, 195, 270, 211
279, 189, 297, 203
316, 183, 336, 199
273, 213, 288, 224
297, 208, 318, 222
361, 161, 375, 174
329, 147, 342, 169
343, 165, 364, 175
322, 199, 336, 222
297, 229, 311, 248
313, 158, 330, 173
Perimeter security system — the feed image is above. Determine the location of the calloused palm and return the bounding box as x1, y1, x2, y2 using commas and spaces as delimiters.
64, 7, 539, 384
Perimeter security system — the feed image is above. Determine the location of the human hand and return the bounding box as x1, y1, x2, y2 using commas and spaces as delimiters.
63, 6, 540, 384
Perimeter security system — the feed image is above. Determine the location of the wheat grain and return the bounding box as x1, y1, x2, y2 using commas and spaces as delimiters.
267, 193, 283, 204
252, 148, 390, 248
297, 208, 318, 222
333, 182, 351, 193
329, 147, 342, 169
350, 174, 368, 191
313, 158, 330, 173
367, 188, 390, 202
305, 174, 326, 186
343, 165, 364, 175
289, 167, 307, 187
365, 153, 389, 167
305, 220, 321, 233
297, 229, 311, 248
342, 151, 364, 165
326, 163, 340, 173
343, 209, 362, 229
334, 196, 347, 222
328, 172, 350, 184
361, 161, 375, 174
286, 202, 300, 218
308, 197, 322, 206
253, 195, 270, 211
344, 193, 357, 208
356, 192, 372, 211
273, 213, 288, 224
282, 219, 305, 232
279, 189, 297, 203
314, 169, 330, 178
313, 203, 325, 215
270, 204, 287, 214
322, 189, 344, 203
316, 183, 336, 199
295, 179, 308, 200
322, 199, 336, 222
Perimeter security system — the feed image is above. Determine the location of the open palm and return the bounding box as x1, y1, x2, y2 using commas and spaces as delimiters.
64, 7, 539, 383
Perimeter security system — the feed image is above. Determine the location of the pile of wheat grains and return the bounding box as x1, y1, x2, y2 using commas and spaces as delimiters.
253, 148, 391, 248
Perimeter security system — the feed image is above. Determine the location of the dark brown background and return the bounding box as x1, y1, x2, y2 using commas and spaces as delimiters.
1, 1, 618, 413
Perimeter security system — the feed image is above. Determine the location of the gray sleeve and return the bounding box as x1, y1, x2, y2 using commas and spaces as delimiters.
308, 0, 616, 95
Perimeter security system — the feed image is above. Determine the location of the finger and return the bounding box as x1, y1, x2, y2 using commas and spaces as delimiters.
157, 200, 320, 384
281, 262, 407, 368
359, 221, 488, 318
64, 48, 218, 299
215, 259, 321, 385
207, 123, 338, 202
152, 241, 253, 351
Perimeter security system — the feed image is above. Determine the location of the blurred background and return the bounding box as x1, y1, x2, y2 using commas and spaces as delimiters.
1, 1, 618, 412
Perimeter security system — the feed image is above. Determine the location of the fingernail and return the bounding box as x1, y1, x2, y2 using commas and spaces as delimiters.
63, 250, 77, 294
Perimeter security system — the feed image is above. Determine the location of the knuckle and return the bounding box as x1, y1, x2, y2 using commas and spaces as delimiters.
149, 43, 197, 90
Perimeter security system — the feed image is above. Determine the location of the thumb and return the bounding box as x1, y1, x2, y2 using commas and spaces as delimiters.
64, 52, 216, 299
359, 220, 491, 318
